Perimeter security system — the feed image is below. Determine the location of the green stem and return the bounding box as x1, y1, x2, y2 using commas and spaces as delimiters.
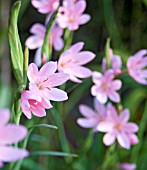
99, 144, 117, 170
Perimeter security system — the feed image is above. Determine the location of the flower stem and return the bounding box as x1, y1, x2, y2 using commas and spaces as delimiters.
115, 69, 128, 78
99, 143, 117, 170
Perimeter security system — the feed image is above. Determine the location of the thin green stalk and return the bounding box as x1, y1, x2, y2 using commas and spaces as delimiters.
99, 143, 117, 170
51, 108, 71, 163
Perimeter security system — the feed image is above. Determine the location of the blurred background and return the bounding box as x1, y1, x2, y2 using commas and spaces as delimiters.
0, 0, 147, 170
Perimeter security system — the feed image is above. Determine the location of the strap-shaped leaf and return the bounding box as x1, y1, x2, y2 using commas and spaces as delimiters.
28, 124, 57, 130
41, 9, 58, 61
31, 151, 78, 157
8, 1, 24, 84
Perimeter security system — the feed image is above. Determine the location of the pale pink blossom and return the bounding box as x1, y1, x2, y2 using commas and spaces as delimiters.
27, 61, 69, 103
91, 70, 122, 104
77, 98, 109, 132
117, 163, 136, 170
21, 90, 53, 119
58, 42, 95, 83
102, 48, 122, 75
26, 23, 64, 51
31, 0, 59, 14
97, 105, 139, 149
0, 109, 28, 166
127, 50, 147, 85
57, 0, 90, 30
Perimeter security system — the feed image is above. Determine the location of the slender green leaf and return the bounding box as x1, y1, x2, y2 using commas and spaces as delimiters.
8, 1, 24, 84
29, 124, 57, 130
31, 151, 78, 157
23, 46, 29, 85
41, 9, 58, 61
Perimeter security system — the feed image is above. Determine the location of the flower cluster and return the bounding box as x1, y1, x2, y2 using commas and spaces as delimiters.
0, 109, 28, 167
21, 61, 69, 119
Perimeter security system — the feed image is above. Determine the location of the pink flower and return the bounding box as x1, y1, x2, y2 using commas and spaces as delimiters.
28, 61, 69, 103
31, 0, 59, 14
91, 70, 122, 104
57, 0, 90, 30
21, 90, 52, 119
0, 109, 28, 167
117, 163, 136, 170
77, 98, 109, 132
26, 23, 64, 51
127, 50, 147, 85
102, 48, 122, 75
58, 42, 96, 83
97, 105, 139, 149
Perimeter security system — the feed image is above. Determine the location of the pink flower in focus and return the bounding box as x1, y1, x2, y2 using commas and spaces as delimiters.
27, 61, 69, 103
25, 23, 64, 51
0, 109, 28, 166
31, 0, 59, 14
117, 163, 136, 170
21, 90, 53, 119
102, 48, 122, 75
91, 70, 122, 104
58, 42, 96, 83
77, 98, 109, 132
97, 105, 139, 149
57, 0, 90, 30
127, 50, 147, 85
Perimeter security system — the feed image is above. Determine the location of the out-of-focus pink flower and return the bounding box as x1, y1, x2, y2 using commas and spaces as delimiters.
27, 61, 69, 103
77, 98, 109, 132
97, 105, 139, 149
91, 70, 122, 104
26, 23, 64, 51
57, 0, 90, 30
20, 90, 53, 119
58, 42, 95, 83
31, 0, 59, 14
102, 48, 122, 75
0, 109, 28, 166
127, 50, 147, 85
117, 163, 136, 170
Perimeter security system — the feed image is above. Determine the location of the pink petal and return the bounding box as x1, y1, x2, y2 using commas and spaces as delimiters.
27, 63, 39, 83
47, 73, 69, 87
39, 61, 57, 77
97, 121, 113, 132
25, 36, 43, 49
73, 66, 92, 78
0, 146, 29, 162
70, 75, 82, 83
79, 105, 97, 118
103, 132, 116, 146
108, 91, 120, 103
112, 80, 122, 90
92, 71, 102, 84
53, 37, 64, 51
79, 14, 91, 24
112, 55, 122, 71
119, 109, 130, 123
117, 163, 136, 170
41, 98, 53, 109
96, 92, 108, 104
70, 42, 84, 53
124, 123, 139, 133
46, 88, 68, 101
134, 49, 147, 59
94, 98, 106, 114
75, 0, 86, 14
31, 105, 46, 117
129, 134, 139, 145
117, 132, 130, 149
34, 47, 42, 67
77, 118, 98, 128
30, 23, 46, 35
0, 109, 10, 126
0, 125, 27, 145
75, 51, 96, 65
